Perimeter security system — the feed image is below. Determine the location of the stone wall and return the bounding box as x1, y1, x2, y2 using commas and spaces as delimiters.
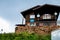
15, 25, 60, 34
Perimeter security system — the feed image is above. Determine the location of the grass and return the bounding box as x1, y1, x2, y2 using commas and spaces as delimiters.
0, 32, 51, 40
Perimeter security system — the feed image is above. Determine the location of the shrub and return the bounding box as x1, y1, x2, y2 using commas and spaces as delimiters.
0, 32, 51, 40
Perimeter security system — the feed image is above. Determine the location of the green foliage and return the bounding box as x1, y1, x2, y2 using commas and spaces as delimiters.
0, 32, 51, 40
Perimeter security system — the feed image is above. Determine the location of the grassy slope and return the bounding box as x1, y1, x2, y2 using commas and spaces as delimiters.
0, 32, 51, 40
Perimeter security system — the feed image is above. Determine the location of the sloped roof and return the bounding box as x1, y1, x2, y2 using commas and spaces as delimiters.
21, 4, 60, 19
21, 5, 41, 17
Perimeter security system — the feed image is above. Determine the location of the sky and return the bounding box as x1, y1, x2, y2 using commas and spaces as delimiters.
0, 0, 60, 33
0, 0, 60, 40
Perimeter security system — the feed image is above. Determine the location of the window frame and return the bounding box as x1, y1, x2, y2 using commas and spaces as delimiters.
43, 14, 51, 19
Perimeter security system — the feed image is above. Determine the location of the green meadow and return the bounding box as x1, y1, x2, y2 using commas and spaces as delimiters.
0, 32, 51, 40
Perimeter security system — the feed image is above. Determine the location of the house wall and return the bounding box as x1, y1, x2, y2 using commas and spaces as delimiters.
25, 12, 56, 26
25, 12, 35, 26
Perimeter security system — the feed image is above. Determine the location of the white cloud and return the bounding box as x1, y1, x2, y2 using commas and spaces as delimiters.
0, 17, 11, 33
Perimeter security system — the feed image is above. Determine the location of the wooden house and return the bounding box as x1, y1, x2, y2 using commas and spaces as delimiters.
15, 4, 60, 34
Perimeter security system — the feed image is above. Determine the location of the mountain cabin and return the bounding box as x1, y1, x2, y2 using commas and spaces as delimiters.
15, 4, 60, 34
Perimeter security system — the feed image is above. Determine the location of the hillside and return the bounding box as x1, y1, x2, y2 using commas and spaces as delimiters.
0, 32, 51, 40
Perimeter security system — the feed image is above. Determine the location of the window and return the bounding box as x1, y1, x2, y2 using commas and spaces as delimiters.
30, 23, 36, 26
30, 18, 34, 23
30, 15, 36, 26
30, 19, 35, 26
43, 14, 51, 19
43, 21, 50, 26
30, 15, 35, 18
39, 23, 43, 26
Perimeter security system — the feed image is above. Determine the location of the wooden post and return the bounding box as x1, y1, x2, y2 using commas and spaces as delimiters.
22, 18, 24, 25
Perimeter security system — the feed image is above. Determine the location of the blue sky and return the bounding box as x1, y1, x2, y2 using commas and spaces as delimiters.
0, 0, 60, 33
